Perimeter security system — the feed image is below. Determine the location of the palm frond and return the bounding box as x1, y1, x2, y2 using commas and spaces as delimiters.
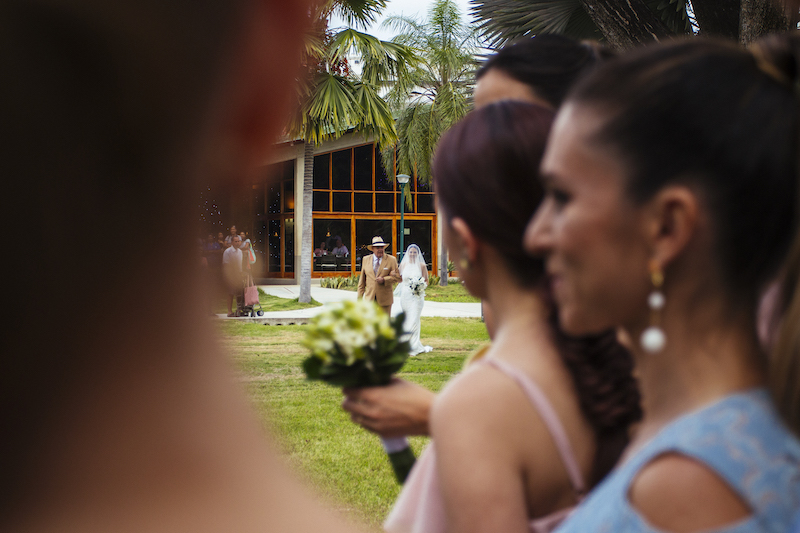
328, 0, 388, 29
329, 28, 417, 86
646, 0, 691, 34
300, 73, 361, 145
351, 82, 398, 148
470, 0, 601, 47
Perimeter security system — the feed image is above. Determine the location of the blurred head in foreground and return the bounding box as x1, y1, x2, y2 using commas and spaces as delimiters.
1, 0, 323, 530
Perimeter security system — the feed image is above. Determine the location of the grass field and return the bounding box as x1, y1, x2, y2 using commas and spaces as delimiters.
215, 289, 321, 315
218, 317, 488, 530
322, 278, 479, 303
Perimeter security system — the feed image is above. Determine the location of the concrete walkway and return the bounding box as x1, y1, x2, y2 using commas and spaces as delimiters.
219, 285, 482, 324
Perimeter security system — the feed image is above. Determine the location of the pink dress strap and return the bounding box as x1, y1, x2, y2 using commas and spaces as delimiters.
480, 357, 587, 498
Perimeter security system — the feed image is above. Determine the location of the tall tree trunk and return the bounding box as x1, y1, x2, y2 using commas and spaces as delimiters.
579, 0, 673, 49
299, 141, 314, 303
691, 0, 741, 40
740, 0, 792, 44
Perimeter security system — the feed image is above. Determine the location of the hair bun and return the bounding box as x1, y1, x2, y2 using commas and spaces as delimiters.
750, 33, 800, 88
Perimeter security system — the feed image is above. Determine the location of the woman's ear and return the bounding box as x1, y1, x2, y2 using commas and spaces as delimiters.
449, 217, 480, 265
644, 185, 699, 268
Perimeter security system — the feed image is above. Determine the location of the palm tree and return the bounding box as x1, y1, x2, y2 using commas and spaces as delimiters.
288, 0, 415, 303
380, 0, 480, 284
470, 0, 794, 49
471, 0, 691, 49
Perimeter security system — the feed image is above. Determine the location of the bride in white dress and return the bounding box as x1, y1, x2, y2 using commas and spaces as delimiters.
396, 244, 433, 356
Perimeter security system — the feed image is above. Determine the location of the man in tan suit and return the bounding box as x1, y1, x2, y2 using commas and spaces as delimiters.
357, 236, 401, 315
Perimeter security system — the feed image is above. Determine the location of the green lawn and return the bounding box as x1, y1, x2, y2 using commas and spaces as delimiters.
424, 281, 479, 303
321, 278, 479, 303
215, 289, 321, 314
218, 317, 488, 530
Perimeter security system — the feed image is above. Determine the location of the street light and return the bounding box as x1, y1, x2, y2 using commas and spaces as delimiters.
397, 174, 410, 260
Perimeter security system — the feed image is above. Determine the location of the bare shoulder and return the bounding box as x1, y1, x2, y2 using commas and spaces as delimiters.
430, 365, 537, 443
629, 452, 751, 533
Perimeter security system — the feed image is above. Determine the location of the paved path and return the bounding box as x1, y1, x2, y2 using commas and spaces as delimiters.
218, 285, 481, 324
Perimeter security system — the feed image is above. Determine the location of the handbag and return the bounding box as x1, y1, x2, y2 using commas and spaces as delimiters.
244, 275, 259, 306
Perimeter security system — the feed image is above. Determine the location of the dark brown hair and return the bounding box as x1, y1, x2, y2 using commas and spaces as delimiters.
569, 37, 799, 305
477, 34, 613, 108
433, 101, 641, 485
567, 36, 800, 433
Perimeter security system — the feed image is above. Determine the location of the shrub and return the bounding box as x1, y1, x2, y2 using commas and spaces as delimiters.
320, 275, 360, 289
428, 275, 440, 287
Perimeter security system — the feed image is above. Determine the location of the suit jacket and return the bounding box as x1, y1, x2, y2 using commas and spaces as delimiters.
357, 253, 401, 306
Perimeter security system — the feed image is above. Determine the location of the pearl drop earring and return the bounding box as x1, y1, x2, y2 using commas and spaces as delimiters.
640, 260, 666, 354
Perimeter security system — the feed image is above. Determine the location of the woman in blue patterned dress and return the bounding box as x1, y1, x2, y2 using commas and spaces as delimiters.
525, 35, 800, 533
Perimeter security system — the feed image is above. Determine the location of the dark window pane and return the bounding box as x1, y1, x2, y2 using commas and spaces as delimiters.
375, 148, 393, 191
354, 145, 373, 190
313, 154, 330, 189
417, 177, 432, 192
284, 218, 294, 272
314, 219, 352, 272
283, 183, 294, 212
417, 194, 435, 213
354, 193, 372, 212
376, 146, 393, 190
283, 160, 294, 182
253, 221, 267, 277
332, 150, 351, 190
355, 219, 392, 267
376, 193, 394, 212
268, 219, 281, 272
252, 183, 265, 217
396, 192, 413, 213
267, 182, 281, 214
332, 192, 351, 212
397, 220, 432, 270
313, 191, 329, 212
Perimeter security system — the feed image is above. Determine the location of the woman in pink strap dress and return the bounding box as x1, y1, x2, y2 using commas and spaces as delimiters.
384, 102, 642, 533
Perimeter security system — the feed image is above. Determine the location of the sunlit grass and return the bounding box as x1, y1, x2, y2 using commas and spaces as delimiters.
219, 317, 488, 529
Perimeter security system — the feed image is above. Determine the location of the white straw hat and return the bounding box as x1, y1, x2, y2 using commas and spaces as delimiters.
367, 236, 390, 251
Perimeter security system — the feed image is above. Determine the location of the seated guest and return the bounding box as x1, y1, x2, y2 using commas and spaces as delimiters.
331, 237, 348, 256
314, 242, 328, 257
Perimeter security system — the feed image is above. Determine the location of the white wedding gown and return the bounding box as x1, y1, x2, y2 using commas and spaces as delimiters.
398, 262, 432, 356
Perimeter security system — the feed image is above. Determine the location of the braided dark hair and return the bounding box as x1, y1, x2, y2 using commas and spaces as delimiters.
550, 318, 642, 485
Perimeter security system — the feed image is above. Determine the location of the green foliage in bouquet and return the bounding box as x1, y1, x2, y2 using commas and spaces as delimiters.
302, 300, 411, 387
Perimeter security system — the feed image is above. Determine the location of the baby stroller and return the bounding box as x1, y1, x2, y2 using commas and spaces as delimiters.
241, 273, 264, 317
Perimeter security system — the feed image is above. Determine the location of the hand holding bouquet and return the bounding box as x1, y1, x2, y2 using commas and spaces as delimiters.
302, 300, 416, 482
407, 277, 426, 298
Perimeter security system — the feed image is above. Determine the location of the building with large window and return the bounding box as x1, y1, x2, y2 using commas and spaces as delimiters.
228, 133, 439, 282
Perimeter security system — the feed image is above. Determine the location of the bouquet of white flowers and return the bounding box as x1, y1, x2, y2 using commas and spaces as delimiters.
302, 300, 410, 387
302, 300, 416, 482
407, 277, 426, 298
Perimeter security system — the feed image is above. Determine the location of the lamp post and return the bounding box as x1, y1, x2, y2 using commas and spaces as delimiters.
397, 174, 410, 260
